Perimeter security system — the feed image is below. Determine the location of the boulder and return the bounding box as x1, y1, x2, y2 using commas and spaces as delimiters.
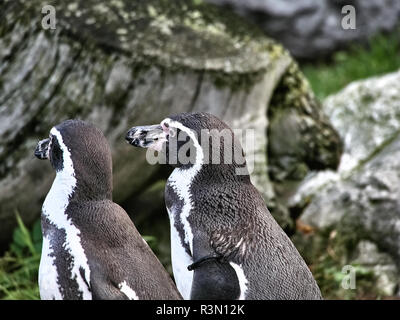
206, 0, 400, 60
0, 0, 341, 249
351, 241, 399, 296
290, 70, 400, 297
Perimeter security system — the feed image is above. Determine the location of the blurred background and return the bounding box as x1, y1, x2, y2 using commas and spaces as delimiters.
1, 0, 400, 300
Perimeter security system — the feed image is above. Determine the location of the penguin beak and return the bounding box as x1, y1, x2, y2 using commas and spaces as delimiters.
125, 124, 167, 151
34, 138, 50, 160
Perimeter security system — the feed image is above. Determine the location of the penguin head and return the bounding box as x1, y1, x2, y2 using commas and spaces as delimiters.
35, 120, 113, 200
126, 112, 248, 174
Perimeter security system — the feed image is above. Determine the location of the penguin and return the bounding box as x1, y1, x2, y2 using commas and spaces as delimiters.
125, 112, 322, 300
34, 119, 182, 300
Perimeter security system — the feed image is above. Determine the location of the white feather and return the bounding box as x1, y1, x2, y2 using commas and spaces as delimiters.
168, 207, 194, 300
230, 262, 249, 300
118, 281, 139, 300
39, 235, 63, 300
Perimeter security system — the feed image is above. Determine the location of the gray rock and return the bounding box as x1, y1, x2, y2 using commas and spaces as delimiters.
300, 132, 400, 264
0, 0, 341, 247
290, 70, 400, 295
351, 241, 399, 296
324, 71, 400, 173
267, 62, 343, 230
206, 0, 400, 60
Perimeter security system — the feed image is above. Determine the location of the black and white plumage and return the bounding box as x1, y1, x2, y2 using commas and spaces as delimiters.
35, 119, 182, 300
126, 112, 322, 300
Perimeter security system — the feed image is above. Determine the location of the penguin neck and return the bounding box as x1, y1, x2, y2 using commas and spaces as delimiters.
44, 165, 112, 229
53, 168, 77, 199
173, 137, 204, 178
71, 164, 113, 201
53, 159, 112, 203
168, 153, 203, 255
196, 164, 251, 185
50, 126, 112, 202
43, 164, 77, 228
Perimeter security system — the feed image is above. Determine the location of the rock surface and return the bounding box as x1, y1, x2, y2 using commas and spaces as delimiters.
290, 70, 400, 296
0, 0, 341, 248
351, 241, 399, 296
206, 0, 400, 60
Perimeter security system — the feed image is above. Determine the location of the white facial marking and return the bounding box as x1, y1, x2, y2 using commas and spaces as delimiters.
40, 127, 92, 300
230, 262, 248, 300
39, 235, 63, 300
118, 281, 139, 300
167, 207, 193, 300
163, 118, 204, 254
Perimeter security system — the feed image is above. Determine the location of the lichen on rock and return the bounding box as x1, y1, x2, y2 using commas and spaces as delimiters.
268, 62, 342, 183
290, 70, 400, 298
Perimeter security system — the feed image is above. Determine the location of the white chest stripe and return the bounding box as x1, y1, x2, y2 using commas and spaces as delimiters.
40, 127, 92, 300
39, 235, 63, 300
168, 207, 193, 300
118, 281, 139, 300
230, 262, 248, 300
163, 118, 204, 254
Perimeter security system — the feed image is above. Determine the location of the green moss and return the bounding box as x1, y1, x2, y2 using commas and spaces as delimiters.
3, 0, 286, 87
360, 92, 375, 105
268, 60, 342, 180
346, 129, 400, 179
210, 69, 266, 91
269, 61, 315, 117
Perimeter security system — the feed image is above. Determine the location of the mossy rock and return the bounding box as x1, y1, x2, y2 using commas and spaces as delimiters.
0, 0, 340, 247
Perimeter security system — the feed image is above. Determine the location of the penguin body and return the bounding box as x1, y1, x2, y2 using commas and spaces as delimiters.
126, 112, 322, 300
35, 120, 182, 300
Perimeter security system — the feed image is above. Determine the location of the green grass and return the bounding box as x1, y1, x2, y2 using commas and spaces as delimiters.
0, 214, 41, 300
302, 32, 400, 100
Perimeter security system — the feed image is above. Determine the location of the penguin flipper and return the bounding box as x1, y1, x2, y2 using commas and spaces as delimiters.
190, 258, 241, 300
190, 231, 243, 300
